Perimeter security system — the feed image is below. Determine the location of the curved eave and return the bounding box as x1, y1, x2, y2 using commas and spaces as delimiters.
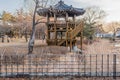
71, 8, 85, 16
37, 8, 49, 16
37, 8, 85, 17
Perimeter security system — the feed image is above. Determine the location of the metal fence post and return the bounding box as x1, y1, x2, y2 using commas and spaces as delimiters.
113, 54, 116, 79
96, 54, 97, 77
84, 55, 86, 76
101, 54, 103, 76
17, 55, 18, 75
5, 56, 7, 77
107, 54, 109, 77
29, 55, 32, 80
0, 55, 1, 76
90, 54, 91, 77
0, 55, 2, 76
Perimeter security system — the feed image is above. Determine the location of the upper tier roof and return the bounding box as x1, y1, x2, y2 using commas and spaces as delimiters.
37, 0, 85, 17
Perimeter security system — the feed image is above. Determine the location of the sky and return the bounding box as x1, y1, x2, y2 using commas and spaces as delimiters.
0, 0, 23, 14
0, 0, 120, 22
67, 0, 120, 22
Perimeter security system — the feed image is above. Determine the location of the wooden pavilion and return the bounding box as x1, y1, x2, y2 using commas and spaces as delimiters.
37, 0, 85, 50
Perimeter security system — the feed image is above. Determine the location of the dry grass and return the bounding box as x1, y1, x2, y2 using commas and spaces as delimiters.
0, 39, 120, 80
0, 41, 69, 56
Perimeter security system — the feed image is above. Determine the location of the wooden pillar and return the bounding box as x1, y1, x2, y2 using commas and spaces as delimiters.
54, 13, 57, 45
81, 32, 83, 51
66, 13, 69, 47
73, 15, 76, 27
66, 13, 69, 30
70, 39, 72, 52
61, 32, 62, 40
80, 29, 83, 53
46, 14, 50, 40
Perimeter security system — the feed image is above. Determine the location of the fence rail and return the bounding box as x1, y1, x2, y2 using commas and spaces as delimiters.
0, 53, 119, 79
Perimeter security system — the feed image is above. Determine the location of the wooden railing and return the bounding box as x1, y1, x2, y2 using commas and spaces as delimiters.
70, 21, 84, 39
57, 39, 66, 46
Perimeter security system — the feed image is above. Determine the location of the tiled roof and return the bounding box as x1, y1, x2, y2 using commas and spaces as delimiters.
37, 0, 85, 17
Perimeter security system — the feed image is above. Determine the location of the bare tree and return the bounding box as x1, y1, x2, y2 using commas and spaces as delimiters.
24, 0, 57, 54
84, 6, 106, 25
83, 6, 106, 42
12, 8, 32, 41
100, 22, 120, 41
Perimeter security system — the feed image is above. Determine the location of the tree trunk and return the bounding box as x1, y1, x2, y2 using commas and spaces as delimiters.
28, 3, 37, 54
113, 32, 116, 42
2, 37, 4, 43
25, 32, 28, 42
24, 28, 28, 42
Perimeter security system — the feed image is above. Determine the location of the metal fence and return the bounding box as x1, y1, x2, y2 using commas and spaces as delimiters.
0, 53, 120, 79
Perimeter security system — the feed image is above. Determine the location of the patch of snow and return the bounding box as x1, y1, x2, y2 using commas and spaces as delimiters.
114, 44, 120, 47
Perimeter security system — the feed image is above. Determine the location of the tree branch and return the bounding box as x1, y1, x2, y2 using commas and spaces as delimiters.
36, 17, 45, 23
35, 21, 45, 25
35, 17, 45, 25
